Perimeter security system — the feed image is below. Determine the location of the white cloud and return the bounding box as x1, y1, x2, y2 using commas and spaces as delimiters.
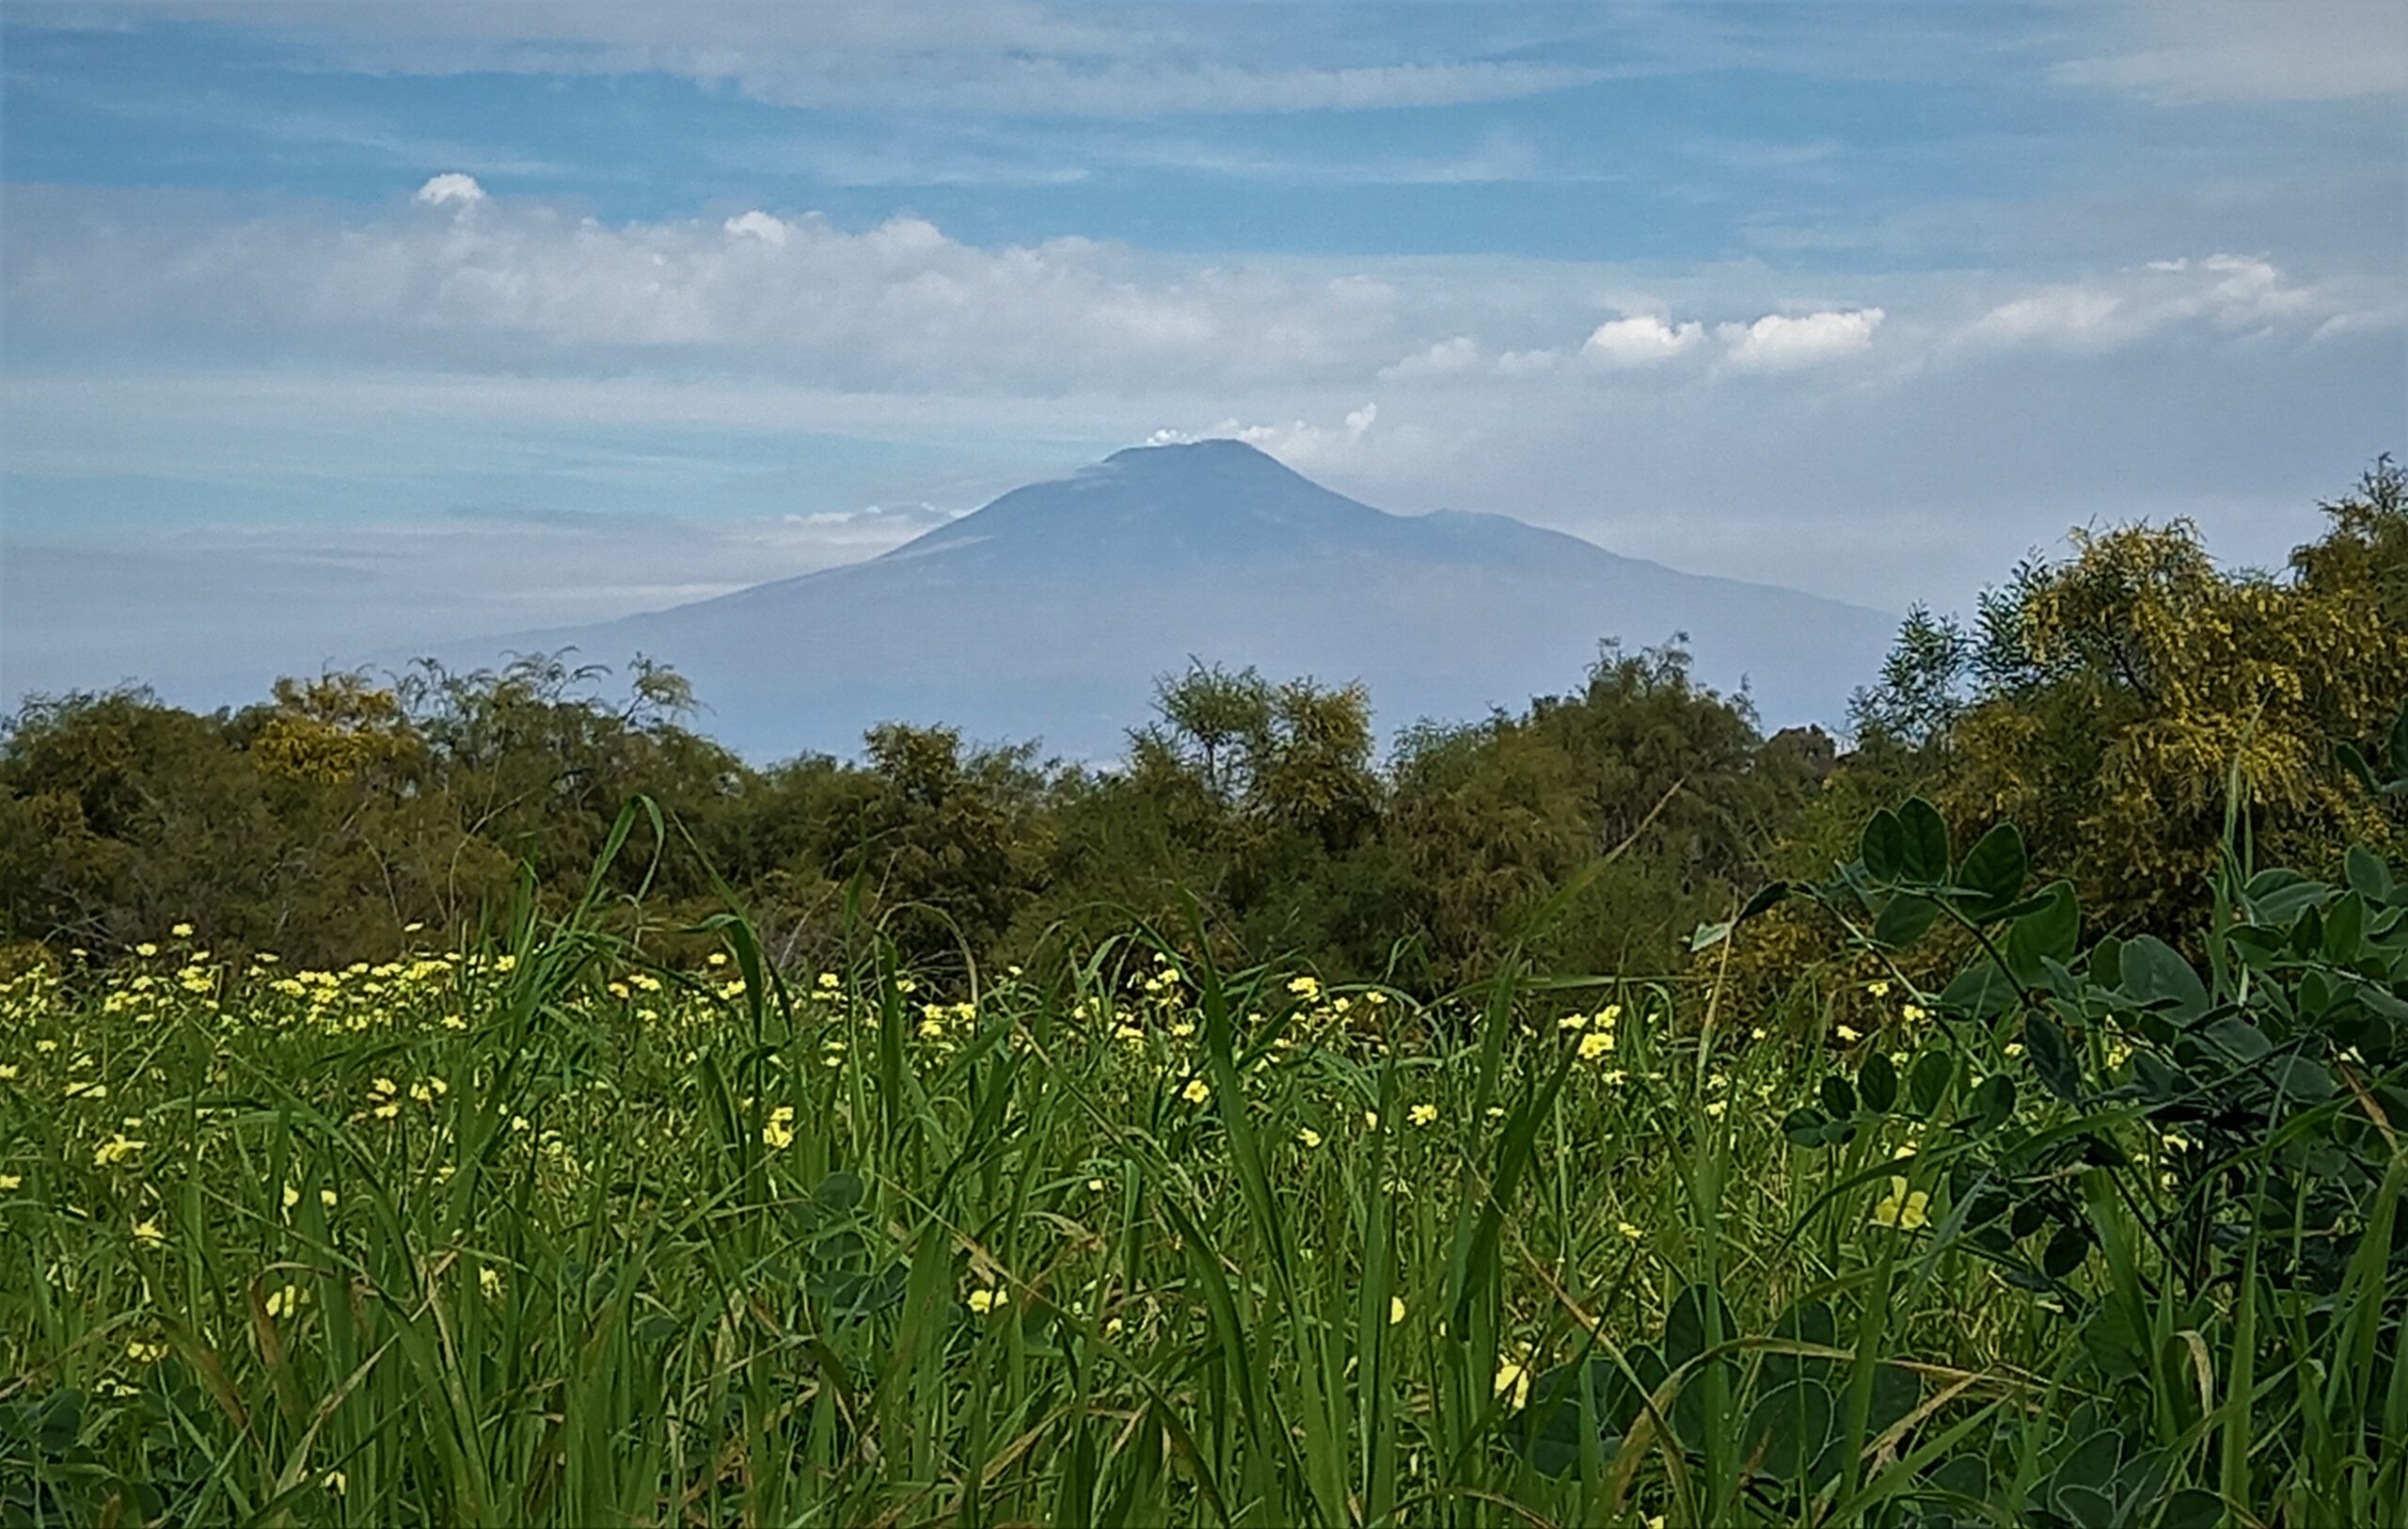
1715, 308, 1885, 372
1579, 313, 1704, 367
1968, 287, 2128, 351
1494, 348, 1563, 377
2053, 0, 2407, 104
1378, 336, 1480, 380
1963, 254, 2354, 353
2, 185, 1401, 392
412, 172, 485, 207
721, 210, 790, 247
1150, 403, 1385, 475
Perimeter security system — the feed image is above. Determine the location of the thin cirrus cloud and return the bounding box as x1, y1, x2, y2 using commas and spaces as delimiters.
1961, 255, 2337, 353
56, 0, 1615, 118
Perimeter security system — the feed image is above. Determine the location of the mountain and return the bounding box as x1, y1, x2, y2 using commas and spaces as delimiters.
475, 440, 1896, 759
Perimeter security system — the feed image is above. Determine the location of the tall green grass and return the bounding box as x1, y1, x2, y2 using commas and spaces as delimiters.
2, 820, 2400, 1526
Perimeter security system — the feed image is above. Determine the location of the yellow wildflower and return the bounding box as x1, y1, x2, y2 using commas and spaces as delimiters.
967, 1286, 1004, 1315
1870, 1176, 1930, 1231
1577, 1029, 1615, 1060
170, 923, 194, 938
93, 1134, 145, 1167
1297, 1127, 1324, 1149
1408, 1103, 1439, 1127
1389, 1295, 1406, 1326
1181, 1078, 1211, 1105
132, 1216, 166, 1246
1493, 1358, 1532, 1408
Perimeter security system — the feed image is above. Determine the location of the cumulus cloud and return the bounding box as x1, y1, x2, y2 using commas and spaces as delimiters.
8, 182, 2393, 413
1, 185, 1402, 392
1716, 308, 1885, 372
1579, 313, 1704, 367
413, 171, 485, 206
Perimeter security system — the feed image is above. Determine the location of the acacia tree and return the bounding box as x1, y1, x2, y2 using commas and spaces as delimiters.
1861, 459, 2408, 940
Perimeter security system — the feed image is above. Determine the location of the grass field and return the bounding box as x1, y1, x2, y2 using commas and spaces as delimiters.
4, 845, 2402, 1527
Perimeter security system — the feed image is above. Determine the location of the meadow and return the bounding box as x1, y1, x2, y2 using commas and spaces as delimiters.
5, 794, 2404, 1528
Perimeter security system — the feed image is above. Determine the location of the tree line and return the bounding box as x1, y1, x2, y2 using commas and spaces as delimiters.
5, 461, 2401, 993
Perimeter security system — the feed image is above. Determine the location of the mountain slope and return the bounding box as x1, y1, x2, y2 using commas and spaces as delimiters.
483, 439, 1896, 758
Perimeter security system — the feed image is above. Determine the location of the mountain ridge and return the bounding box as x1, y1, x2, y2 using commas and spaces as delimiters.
467, 440, 1897, 759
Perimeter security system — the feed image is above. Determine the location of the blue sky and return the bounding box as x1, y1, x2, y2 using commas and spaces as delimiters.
4, 1, 2403, 708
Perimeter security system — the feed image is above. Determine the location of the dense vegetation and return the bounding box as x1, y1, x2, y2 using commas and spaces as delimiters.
1, 461, 2402, 1525
5, 723, 2405, 1524
7, 463, 2403, 996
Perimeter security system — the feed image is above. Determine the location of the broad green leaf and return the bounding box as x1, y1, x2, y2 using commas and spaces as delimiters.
1663, 1283, 1734, 1370
2005, 883, 2080, 987
1820, 1075, 1857, 1119
1954, 821, 2028, 914
2120, 935, 2208, 1021
1861, 809, 1908, 884
2243, 868, 2334, 926
1875, 892, 1942, 949
2344, 846, 2392, 902
2267, 1055, 2335, 1105
1909, 1050, 1955, 1115
1967, 1074, 2016, 1133
1743, 1378, 1836, 1482
2023, 1012, 2082, 1103
2042, 1225, 2090, 1279
1858, 1051, 1899, 1114
1897, 797, 1951, 884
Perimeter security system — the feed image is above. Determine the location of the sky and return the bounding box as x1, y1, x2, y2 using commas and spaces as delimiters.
3, 1, 2403, 709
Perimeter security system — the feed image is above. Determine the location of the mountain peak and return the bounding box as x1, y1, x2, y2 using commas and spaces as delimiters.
482, 440, 1899, 757
1105, 437, 1275, 467
1101, 437, 1307, 486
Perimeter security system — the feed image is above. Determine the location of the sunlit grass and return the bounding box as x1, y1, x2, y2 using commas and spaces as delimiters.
0, 872, 2395, 1525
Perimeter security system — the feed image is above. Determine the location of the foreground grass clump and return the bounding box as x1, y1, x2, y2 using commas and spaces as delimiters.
3, 805, 2404, 1527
